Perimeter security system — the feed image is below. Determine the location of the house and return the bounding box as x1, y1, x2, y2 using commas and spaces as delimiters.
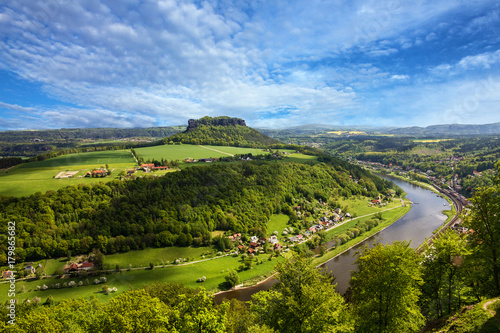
247, 248, 255, 254
24, 264, 35, 274
92, 169, 106, 177
152, 166, 169, 170
126, 169, 136, 176
65, 263, 79, 272
80, 262, 94, 270
237, 245, 244, 251
141, 163, 155, 169
250, 242, 259, 248
228, 233, 241, 242
2, 271, 14, 279
249, 235, 259, 243
268, 235, 278, 244
274, 243, 283, 251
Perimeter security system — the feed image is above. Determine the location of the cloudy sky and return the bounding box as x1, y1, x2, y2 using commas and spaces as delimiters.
1, 0, 500, 130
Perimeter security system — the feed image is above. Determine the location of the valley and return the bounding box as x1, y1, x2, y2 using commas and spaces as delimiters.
0, 117, 498, 332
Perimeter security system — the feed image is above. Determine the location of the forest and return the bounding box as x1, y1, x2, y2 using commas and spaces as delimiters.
0, 159, 394, 263
3, 193, 500, 333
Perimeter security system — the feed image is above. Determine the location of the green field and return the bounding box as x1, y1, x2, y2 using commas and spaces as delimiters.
267, 214, 291, 240
337, 195, 403, 217
0, 252, 283, 304
0, 150, 136, 197
103, 246, 210, 269
135, 144, 271, 162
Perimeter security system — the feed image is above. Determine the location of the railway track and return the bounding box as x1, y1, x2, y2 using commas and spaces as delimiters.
416, 184, 464, 253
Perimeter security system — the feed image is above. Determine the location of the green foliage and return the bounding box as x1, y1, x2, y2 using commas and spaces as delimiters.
432, 302, 500, 333
224, 270, 240, 288
165, 117, 278, 147
463, 164, 500, 297
421, 229, 470, 318
251, 254, 353, 333
0, 161, 392, 260
351, 241, 425, 333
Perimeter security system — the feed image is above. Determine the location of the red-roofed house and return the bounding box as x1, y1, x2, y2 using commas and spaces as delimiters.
65, 263, 79, 272
152, 166, 169, 170
2, 271, 14, 279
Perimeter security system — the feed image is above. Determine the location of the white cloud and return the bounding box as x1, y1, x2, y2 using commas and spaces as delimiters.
0, 101, 36, 112
458, 50, 500, 69
390, 75, 409, 80
0, 0, 500, 129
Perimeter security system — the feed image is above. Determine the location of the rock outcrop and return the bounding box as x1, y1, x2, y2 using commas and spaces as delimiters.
186, 117, 246, 132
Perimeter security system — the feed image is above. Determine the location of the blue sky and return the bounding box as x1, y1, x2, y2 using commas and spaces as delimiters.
1, 0, 500, 130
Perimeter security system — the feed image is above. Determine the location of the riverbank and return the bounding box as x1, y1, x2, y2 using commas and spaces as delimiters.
313, 204, 411, 266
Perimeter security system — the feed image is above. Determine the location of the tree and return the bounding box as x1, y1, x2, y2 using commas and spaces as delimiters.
90, 249, 105, 270
224, 270, 240, 289
35, 265, 45, 279
421, 229, 469, 318
463, 168, 500, 297
350, 241, 424, 333
251, 253, 353, 333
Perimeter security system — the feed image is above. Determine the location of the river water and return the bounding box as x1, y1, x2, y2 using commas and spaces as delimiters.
213, 176, 451, 302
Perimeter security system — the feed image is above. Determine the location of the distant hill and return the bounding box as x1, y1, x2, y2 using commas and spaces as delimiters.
0, 126, 185, 143
387, 122, 500, 136
165, 116, 279, 147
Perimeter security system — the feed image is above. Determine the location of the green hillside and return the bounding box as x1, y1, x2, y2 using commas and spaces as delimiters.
164, 116, 279, 147
0, 160, 395, 261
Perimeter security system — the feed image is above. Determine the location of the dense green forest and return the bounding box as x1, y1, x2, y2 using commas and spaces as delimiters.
0, 160, 394, 262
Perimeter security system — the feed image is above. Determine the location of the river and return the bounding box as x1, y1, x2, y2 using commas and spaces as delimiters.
213, 176, 451, 302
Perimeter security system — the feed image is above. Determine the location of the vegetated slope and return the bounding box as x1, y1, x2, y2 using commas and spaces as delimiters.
422, 299, 500, 332
164, 116, 279, 147
0, 160, 395, 261
0, 126, 184, 143
387, 122, 500, 136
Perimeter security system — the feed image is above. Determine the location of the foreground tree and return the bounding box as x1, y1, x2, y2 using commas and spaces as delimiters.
251, 254, 353, 333
463, 165, 500, 297
421, 229, 469, 318
350, 241, 424, 333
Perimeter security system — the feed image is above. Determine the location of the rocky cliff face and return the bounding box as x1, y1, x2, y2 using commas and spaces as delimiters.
186, 117, 246, 131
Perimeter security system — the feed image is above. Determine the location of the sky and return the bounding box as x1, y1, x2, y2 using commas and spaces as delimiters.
1, 0, 500, 130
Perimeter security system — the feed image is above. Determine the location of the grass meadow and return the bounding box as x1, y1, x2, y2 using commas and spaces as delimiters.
0, 251, 283, 304
0, 150, 137, 197
135, 144, 270, 162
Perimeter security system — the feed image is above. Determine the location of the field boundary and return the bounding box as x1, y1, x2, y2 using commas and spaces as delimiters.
198, 145, 235, 156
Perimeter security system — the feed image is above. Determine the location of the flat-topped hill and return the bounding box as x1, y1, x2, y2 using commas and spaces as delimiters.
186, 116, 246, 131
165, 116, 278, 147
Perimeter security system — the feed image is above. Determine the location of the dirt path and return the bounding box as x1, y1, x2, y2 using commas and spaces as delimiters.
198, 145, 234, 156
483, 298, 500, 322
